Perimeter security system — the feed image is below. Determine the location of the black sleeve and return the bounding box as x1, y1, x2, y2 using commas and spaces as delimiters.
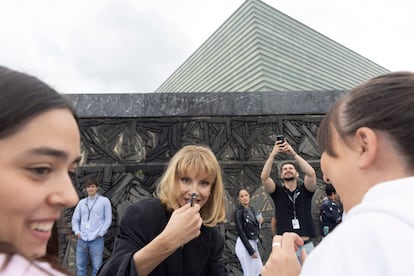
98, 199, 167, 276
234, 208, 255, 256
206, 228, 226, 275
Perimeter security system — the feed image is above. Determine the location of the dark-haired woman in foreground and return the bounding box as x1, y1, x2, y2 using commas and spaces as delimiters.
0, 66, 81, 274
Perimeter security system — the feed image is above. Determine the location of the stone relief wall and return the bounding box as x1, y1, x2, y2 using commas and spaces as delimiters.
60, 91, 342, 274
60, 114, 327, 275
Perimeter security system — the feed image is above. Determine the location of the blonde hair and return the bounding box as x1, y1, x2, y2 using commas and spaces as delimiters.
156, 145, 226, 227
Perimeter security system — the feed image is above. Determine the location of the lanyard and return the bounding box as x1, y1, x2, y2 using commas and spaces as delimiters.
286, 188, 300, 219
86, 195, 99, 221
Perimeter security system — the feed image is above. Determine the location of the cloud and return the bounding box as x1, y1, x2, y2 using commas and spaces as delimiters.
0, 0, 195, 92
1, 0, 413, 93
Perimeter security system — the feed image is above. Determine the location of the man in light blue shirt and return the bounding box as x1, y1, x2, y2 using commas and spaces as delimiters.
72, 178, 112, 276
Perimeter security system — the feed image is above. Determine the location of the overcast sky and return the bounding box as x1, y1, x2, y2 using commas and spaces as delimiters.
1, 0, 412, 93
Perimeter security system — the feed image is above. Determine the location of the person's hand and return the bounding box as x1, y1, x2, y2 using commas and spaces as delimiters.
262, 233, 305, 276
257, 215, 264, 225
271, 139, 285, 156
255, 212, 264, 225
161, 202, 203, 249
280, 141, 296, 156
251, 252, 258, 259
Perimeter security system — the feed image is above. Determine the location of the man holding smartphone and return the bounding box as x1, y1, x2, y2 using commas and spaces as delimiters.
260, 135, 317, 257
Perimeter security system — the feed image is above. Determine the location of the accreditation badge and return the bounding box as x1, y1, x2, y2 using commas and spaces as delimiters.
292, 218, 300, 229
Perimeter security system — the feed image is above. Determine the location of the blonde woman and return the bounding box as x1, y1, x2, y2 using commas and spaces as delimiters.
99, 145, 226, 276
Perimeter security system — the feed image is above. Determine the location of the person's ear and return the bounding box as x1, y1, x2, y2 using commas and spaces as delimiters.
355, 127, 378, 169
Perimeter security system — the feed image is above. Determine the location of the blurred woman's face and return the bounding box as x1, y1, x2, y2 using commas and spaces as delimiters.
238, 189, 250, 207
320, 127, 360, 212
0, 109, 80, 259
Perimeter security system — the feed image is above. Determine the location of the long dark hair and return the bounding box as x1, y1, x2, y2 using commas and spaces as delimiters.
0, 66, 78, 139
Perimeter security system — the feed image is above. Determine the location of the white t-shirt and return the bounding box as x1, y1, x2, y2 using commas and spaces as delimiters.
302, 176, 414, 276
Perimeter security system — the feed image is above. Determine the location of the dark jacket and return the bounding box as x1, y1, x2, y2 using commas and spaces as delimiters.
234, 205, 259, 256
320, 198, 342, 237
98, 198, 225, 276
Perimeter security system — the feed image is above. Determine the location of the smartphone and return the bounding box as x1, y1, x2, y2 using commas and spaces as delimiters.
276, 134, 284, 144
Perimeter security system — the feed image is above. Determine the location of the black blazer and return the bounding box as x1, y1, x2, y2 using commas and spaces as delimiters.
98, 198, 225, 276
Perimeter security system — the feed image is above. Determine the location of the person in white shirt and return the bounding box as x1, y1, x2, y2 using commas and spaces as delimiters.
262, 71, 414, 276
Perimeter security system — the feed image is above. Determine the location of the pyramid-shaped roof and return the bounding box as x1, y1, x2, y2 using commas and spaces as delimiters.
156, 0, 389, 93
